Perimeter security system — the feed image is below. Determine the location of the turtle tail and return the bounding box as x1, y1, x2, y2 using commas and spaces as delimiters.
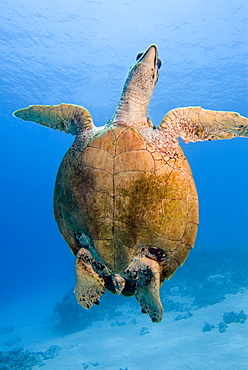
13, 103, 95, 135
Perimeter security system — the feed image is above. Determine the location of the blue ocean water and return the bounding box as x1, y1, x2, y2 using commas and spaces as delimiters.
0, 0, 248, 369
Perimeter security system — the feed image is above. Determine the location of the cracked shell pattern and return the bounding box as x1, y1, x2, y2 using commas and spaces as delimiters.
54, 125, 198, 276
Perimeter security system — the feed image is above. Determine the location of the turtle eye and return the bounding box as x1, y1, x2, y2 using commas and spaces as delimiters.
136, 52, 144, 61
157, 58, 162, 69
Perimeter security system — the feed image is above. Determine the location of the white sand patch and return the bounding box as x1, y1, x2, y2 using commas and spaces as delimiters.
2, 290, 242, 370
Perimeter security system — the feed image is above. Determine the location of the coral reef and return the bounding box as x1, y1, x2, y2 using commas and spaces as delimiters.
202, 310, 247, 334
110, 320, 126, 327
223, 310, 247, 324
218, 321, 228, 333
82, 361, 99, 368
202, 323, 215, 332
50, 289, 126, 334
174, 312, 193, 321
52, 290, 87, 333
162, 297, 191, 313
162, 248, 248, 311
0, 345, 61, 370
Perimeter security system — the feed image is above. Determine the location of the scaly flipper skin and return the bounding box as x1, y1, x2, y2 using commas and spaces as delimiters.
74, 248, 106, 309
123, 256, 163, 323
160, 107, 248, 142
13, 103, 95, 135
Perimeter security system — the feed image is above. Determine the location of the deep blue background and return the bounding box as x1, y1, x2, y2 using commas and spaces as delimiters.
0, 0, 247, 307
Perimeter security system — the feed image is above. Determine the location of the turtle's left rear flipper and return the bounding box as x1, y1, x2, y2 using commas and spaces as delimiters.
160, 107, 248, 143
13, 103, 94, 135
75, 248, 106, 309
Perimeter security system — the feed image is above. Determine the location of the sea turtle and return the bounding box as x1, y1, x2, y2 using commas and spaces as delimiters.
13, 45, 248, 323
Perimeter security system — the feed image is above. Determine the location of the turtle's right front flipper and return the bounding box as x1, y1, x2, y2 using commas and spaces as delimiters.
160, 107, 248, 143
13, 103, 95, 135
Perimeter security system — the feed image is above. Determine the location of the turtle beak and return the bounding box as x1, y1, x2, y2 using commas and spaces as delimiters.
138, 44, 162, 70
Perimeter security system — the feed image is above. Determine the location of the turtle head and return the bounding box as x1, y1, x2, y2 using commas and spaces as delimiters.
127, 44, 161, 95
112, 44, 162, 127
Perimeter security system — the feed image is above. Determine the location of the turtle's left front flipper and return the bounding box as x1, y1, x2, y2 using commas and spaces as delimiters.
160, 107, 248, 143
13, 103, 95, 136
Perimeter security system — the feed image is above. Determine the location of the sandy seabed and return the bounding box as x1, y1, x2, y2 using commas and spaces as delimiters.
0, 289, 247, 370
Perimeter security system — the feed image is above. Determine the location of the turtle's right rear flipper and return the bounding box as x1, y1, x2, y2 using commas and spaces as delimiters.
13, 103, 94, 135
74, 248, 106, 309
123, 256, 163, 323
